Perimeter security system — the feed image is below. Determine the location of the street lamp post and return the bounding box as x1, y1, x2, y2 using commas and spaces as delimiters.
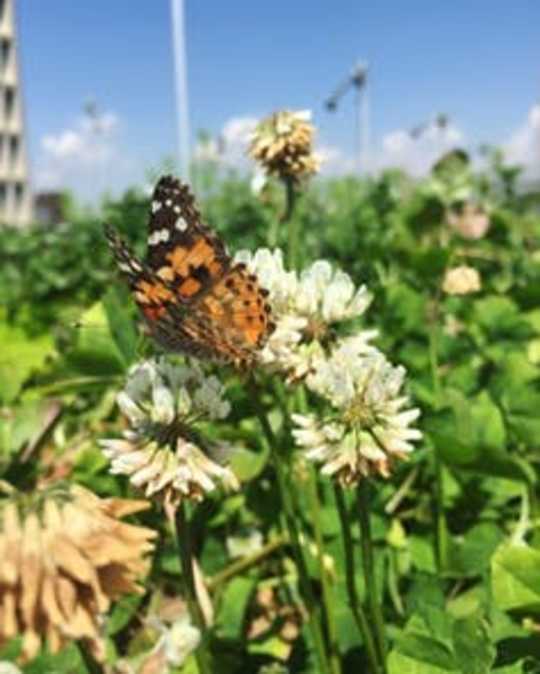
170, 0, 191, 181
325, 61, 370, 174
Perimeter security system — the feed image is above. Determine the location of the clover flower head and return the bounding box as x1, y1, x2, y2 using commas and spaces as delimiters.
248, 109, 321, 183
226, 529, 264, 559
0, 663, 22, 674
0, 483, 156, 661
293, 347, 422, 486
447, 202, 490, 240
148, 613, 201, 668
296, 260, 372, 326
442, 265, 481, 295
100, 358, 239, 503
235, 249, 376, 381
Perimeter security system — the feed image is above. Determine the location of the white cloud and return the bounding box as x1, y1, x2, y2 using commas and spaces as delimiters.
503, 103, 540, 181
376, 122, 465, 175
193, 116, 257, 171
317, 144, 356, 175
35, 109, 140, 203
40, 111, 119, 164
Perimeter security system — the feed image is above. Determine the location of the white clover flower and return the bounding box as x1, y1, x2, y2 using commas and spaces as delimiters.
293, 348, 421, 485
235, 248, 375, 380
296, 260, 372, 325
0, 663, 23, 674
442, 265, 481, 295
235, 248, 297, 312
226, 529, 264, 558
148, 614, 201, 667
100, 358, 238, 503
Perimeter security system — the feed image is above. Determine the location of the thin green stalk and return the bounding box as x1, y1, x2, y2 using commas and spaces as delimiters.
357, 481, 387, 672
307, 469, 342, 674
77, 641, 103, 674
173, 504, 212, 674
428, 321, 449, 572
282, 176, 299, 269
334, 485, 381, 674
208, 536, 287, 591
248, 377, 331, 674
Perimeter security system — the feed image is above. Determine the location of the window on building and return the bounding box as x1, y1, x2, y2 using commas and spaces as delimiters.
8, 134, 18, 167
14, 180, 23, 205
0, 39, 9, 75
4, 87, 14, 120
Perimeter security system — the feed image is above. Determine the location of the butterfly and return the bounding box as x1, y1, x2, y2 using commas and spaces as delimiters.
104, 175, 275, 367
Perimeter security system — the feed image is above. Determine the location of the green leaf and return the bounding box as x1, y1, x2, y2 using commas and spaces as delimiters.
216, 576, 256, 640
428, 390, 529, 481
492, 663, 525, 674
499, 387, 540, 447
385, 285, 426, 334
102, 287, 139, 366
0, 323, 55, 403
452, 614, 495, 674
230, 446, 269, 482
106, 594, 144, 635
0, 399, 55, 468
447, 523, 504, 577
409, 536, 437, 573
62, 301, 127, 377
22, 643, 86, 673
388, 650, 459, 674
492, 543, 540, 612
389, 633, 459, 673
473, 296, 532, 341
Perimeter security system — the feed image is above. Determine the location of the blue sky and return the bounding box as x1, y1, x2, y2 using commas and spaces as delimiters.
17, 1, 540, 201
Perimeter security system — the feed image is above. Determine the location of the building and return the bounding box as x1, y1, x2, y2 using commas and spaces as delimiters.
0, 0, 32, 226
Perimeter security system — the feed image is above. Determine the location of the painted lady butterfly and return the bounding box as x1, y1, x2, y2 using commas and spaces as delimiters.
104, 175, 274, 367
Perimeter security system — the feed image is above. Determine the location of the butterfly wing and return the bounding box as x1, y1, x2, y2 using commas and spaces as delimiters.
145, 175, 229, 301
105, 176, 274, 367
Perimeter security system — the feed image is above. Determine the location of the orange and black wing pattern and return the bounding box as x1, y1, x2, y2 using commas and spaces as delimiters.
104, 175, 274, 367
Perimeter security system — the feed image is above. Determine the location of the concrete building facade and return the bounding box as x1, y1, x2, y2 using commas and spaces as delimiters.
0, 0, 32, 226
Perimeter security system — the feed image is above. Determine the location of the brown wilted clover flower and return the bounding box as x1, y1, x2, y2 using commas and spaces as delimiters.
248, 110, 321, 183
447, 202, 491, 240
0, 483, 156, 662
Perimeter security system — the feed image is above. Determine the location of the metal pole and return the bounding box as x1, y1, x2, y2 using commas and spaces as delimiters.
170, 0, 191, 181
355, 85, 362, 174
361, 79, 370, 174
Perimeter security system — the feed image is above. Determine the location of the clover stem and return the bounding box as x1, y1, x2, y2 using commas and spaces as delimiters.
357, 480, 388, 672
429, 311, 450, 572
248, 375, 331, 674
282, 176, 300, 269
307, 467, 342, 674
173, 503, 213, 674
77, 642, 103, 674
334, 485, 382, 674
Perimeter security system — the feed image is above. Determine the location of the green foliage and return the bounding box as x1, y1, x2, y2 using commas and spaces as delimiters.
1, 153, 540, 673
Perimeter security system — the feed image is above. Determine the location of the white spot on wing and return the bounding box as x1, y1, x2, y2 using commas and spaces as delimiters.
173, 205, 181, 214
118, 262, 132, 273
165, 199, 172, 207
149, 228, 171, 245
175, 216, 188, 231
151, 200, 162, 213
